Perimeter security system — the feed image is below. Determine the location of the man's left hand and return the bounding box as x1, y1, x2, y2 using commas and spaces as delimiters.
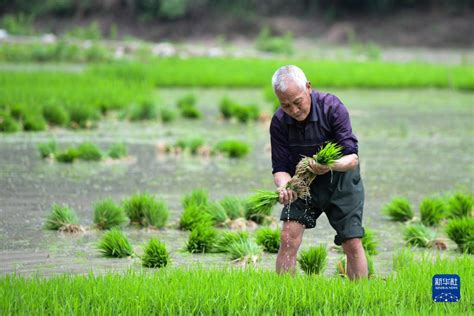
307, 159, 330, 175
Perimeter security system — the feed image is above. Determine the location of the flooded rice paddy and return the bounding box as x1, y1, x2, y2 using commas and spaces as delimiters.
1, 88, 472, 276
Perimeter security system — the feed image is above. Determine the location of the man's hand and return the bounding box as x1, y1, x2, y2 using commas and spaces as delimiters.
307, 159, 330, 175
278, 186, 297, 205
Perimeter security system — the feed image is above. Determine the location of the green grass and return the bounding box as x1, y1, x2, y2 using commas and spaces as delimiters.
213, 139, 250, 158
246, 190, 279, 224
97, 228, 133, 258
76, 142, 102, 161
37, 140, 58, 158
225, 239, 262, 265
255, 227, 281, 253
126, 100, 159, 121
218, 196, 246, 219
55, 147, 79, 163
419, 197, 447, 226
182, 188, 209, 209
0, 111, 20, 132
42, 103, 70, 126
141, 238, 170, 268
93, 199, 128, 230
446, 217, 474, 254
218, 97, 259, 123
175, 137, 205, 155
160, 107, 177, 123
185, 224, 218, 253
107, 143, 128, 159
214, 231, 249, 253
382, 197, 414, 222
447, 192, 473, 218
1, 255, 472, 314
403, 224, 436, 248
255, 27, 294, 55
204, 203, 229, 225
297, 245, 328, 275
44, 204, 79, 231
122, 193, 164, 226
362, 228, 378, 255
141, 199, 169, 229
179, 205, 214, 231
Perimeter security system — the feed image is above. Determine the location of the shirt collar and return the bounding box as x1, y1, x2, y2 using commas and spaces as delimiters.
283, 90, 318, 125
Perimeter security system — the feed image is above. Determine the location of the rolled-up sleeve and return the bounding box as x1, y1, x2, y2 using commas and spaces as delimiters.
329, 98, 358, 156
270, 116, 291, 174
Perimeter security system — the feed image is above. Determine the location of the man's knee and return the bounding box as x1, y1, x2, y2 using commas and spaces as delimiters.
279, 221, 304, 252
342, 238, 364, 256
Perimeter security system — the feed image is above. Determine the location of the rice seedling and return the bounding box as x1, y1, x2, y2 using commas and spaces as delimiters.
185, 224, 218, 253
142, 198, 169, 229
446, 217, 474, 254
128, 100, 159, 121
179, 104, 202, 119
219, 196, 246, 219
177, 94, 197, 109
362, 228, 378, 255
68, 105, 100, 129
0, 111, 20, 132
225, 238, 263, 266
335, 254, 375, 278
182, 188, 209, 209
160, 108, 177, 123
447, 192, 473, 218
97, 228, 133, 258
232, 104, 260, 123
141, 238, 170, 268
255, 227, 281, 253
44, 204, 82, 232
93, 198, 128, 230
175, 137, 205, 155
55, 147, 79, 163
77, 142, 102, 161
213, 231, 249, 253
37, 140, 57, 158
419, 197, 447, 226
42, 103, 69, 126
297, 245, 328, 275
22, 113, 47, 131
204, 203, 229, 226
245, 190, 278, 224
179, 205, 214, 231
213, 139, 250, 158
392, 247, 415, 272
107, 143, 128, 159
403, 224, 436, 248
382, 197, 414, 221
219, 97, 237, 119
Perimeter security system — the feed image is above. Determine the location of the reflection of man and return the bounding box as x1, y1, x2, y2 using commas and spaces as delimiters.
270, 65, 367, 279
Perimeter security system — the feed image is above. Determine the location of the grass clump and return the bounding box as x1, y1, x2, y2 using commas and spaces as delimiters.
179, 205, 214, 231
246, 190, 278, 224
297, 245, 328, 275
218, 97, 259, 123
403, 224, 435, 248
362, 228, 378, 255
447, 192, 473, 218
255, 27, 294, 55
55, 147, 79, 163
175, 137, 205, 155
219, 196, 246, 219
225, 239, 262, 266
0, 111, 20, 133
44, 204, 79, 231
214, 231, 249, 253
77, 142, 102, 161
107, 143, 128, 159
97, 228, 133, 258
204, 203, 229, 226
177, 94, 200, 119
419, 197, 447, 226
185, 224, 218, 253
446, 217, 474, 254
68, 105, 100, 129
213, 139, 250, 158
23, 113, 47, 131
182, 188, 209, 209
42, 103, 69, 126
93, 198, 128, 230
255, 228, 281, 253
160, 108, 177, 123
37, 140, 57, 158
128, 100, 159, 121
142, 238, 170, 268
219, 97, 237, 119
382, 197, 414, 222
122, 193, 168, 228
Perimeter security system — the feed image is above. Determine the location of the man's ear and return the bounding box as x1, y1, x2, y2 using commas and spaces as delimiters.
306, 81, 312, 92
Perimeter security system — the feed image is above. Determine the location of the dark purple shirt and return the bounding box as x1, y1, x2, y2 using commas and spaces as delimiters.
270, 90, 358, 176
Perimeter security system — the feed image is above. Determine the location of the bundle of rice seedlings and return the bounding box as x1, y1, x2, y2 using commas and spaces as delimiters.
122, 193, 162, 225
180, 105, 201, 119
255, 227, 281, 253
446, 217, 474, 254
233, 104, 260, 123
403, 224, 436, 248
219, 196, 246, 219
141, 238, 170, 268
219, 97, 238, 119
297, 245, 328, 275
175, 137, 205, 155
128, 100, 158, 121
204, 203, 229, 226
42, 103, 69, 126
213, 231, 249, 253
37, 140, 57, 158
107, 143, 128, 159
420, 197, 447, 226
93, 198, 128, 230
382, 197, 414, 222
213, 140, 250, 158
313, 142, 343, 166
44, 204, 83, 233
97, 228, 133, 258
179, 205, 214, 231
23, 112, 47, 131
77, 142, 102, 161
160, 108, 177, 123
55, 147, 79, 163
142, 198, 169, 229
185, 224, 218, 253
182, 188, 209, 209
245, 190, 279, 224
226, 238, 262, 266
177, 94, 196, 109
447, 192, 473, 219
0, 111, 20, 132
68, 104, 100, 129
362, 228, 378, 255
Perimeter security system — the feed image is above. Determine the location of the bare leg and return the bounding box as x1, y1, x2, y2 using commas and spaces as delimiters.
276, 221, 305, 275
342, 238, 368, 280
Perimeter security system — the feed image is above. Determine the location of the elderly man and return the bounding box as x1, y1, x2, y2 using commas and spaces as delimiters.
270, 65, 368, 279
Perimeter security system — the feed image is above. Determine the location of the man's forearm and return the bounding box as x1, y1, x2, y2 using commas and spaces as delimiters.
332, 154, 359, 172
273, 171, 292, 188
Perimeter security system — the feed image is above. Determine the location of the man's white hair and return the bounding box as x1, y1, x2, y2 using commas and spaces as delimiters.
272, 65, 308, 93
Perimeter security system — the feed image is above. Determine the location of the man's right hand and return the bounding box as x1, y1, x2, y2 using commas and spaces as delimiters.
278, 187, 298, 205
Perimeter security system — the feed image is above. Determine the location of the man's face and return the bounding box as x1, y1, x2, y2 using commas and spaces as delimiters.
275, 81, 312, 121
